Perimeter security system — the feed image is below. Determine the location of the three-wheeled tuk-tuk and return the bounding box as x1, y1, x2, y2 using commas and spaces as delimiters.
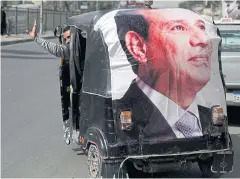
55, 8, 234, 178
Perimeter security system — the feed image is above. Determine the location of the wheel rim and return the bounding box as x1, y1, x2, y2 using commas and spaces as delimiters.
88, 145, 101, 178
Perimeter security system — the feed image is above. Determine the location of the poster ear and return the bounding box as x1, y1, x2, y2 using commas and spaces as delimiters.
125, 31, 147, 63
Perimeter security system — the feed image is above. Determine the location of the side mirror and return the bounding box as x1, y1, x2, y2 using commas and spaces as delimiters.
53, 26, 62, 38
81, 30, 87, 38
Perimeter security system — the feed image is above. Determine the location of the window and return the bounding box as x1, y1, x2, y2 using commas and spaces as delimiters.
220, 30, 240, 52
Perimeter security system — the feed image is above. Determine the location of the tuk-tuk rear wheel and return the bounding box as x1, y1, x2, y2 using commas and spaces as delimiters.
198, 157, 223, 178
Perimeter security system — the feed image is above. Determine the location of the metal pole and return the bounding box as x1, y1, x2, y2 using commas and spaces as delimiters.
27, 8, 29, 31
15, 7, 18, 35
53, 10, 55, 29
211, 3, 213, 20
45, 9, 47, 32
60, 10, 62, 26
40, 0, 43, 35
96, 0, 99, 10
36, 8, 39, 29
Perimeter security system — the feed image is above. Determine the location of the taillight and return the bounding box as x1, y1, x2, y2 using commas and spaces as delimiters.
211, 106, 225, 126
120, 111, 133, 131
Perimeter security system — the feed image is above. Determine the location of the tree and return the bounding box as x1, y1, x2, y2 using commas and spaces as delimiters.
179, 1, 191, 9
99, 1, 113, 10
83, 1, 120, 11
62, 1, 74, 11
1, 1, 8, 7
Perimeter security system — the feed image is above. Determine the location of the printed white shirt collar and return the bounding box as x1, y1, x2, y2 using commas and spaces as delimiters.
136, 77, 202, 138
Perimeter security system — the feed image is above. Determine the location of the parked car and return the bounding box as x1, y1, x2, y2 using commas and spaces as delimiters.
215, 18, 240, 106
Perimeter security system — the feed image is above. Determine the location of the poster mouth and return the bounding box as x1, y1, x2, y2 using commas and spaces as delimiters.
188, 54, 209, 67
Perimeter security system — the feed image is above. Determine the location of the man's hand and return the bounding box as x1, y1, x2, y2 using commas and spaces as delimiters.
26, 20, 37, 39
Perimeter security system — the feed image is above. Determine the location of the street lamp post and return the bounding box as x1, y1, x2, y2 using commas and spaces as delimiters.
96, 0, 99, 10
222, 0, 228, 17
40, 0, 43, 35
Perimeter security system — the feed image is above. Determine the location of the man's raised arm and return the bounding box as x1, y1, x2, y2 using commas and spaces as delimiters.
34, 36, 70, 59
27, 20, 70, 59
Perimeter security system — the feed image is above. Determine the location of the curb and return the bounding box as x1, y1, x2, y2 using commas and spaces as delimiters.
1, 36, 55, 46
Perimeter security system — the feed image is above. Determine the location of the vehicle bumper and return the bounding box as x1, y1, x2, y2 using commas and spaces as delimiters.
105, 135, 234, 174
107, 134, 231, 159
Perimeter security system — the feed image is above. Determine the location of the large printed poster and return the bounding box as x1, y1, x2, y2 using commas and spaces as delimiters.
93, 8, 227, 139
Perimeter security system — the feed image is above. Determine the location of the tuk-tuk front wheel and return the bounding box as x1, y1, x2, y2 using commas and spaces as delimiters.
87, 144, 102, 178
198, 157, 223, 178
87, 144, 129, 178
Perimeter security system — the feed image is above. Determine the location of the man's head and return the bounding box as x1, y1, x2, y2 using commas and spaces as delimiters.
115, 9, 213, 93
63, 26, 71, 44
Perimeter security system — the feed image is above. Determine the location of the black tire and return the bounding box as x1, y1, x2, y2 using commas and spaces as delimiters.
87, 144, 129, 178
125, 160, 150, 178
198, 157, 223, 178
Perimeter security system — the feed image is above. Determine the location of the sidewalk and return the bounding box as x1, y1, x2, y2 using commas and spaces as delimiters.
1, 31, 55, 46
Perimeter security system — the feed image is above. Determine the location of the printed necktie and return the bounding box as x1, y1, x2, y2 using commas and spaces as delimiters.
175, 111, 202, 138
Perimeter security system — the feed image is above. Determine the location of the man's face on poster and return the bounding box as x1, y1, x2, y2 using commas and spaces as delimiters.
125, 9, 213, 89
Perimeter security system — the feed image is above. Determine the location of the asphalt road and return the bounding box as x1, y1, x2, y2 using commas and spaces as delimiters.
1, 40, 240, 178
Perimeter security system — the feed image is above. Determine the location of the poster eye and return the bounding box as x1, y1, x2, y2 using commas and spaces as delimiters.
170, 25, 185, 31
198, 24, 206, 31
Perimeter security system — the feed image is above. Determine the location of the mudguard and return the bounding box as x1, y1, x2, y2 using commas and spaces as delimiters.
84, 127, 108, 158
